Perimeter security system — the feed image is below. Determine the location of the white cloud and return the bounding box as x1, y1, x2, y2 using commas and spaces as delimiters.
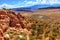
45, 0, 60, 5
26, 1, 40, 5
23, 0, 60, 6
41, 0, 47, 4
16, 0, 40, 7
36, 0, 60, 4
0, 0, 60, 9
0, 3, 24, 9
23, 0, 41, 6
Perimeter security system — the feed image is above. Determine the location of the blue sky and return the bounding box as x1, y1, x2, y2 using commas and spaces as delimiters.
0, 0, 60, 9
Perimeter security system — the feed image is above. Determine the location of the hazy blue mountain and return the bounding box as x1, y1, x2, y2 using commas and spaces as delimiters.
12, 4, 60, 11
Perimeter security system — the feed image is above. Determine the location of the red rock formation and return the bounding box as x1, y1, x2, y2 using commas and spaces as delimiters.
0, 11, 7, 19
0, 29, 4, 40
17, 13, 25, 28
7, 12, 19, 27
0, 10, 30, 40
0, 10, 9, 32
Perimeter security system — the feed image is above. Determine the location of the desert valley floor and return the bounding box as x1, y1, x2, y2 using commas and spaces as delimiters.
0, 9, 60, 40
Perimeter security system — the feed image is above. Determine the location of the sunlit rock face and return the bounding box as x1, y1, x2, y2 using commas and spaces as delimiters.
0, 10, 10, 40
0, 10, 31, 40
0, 10, 10, 32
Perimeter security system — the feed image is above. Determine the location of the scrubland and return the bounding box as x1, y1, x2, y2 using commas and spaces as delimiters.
0, 9, 60, 40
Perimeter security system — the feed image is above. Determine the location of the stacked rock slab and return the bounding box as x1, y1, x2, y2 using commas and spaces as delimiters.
0, 10, 10, 40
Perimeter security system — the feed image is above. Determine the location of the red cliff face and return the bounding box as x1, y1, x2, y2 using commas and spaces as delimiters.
0, 10, 30, 40
0, 11, 9, 32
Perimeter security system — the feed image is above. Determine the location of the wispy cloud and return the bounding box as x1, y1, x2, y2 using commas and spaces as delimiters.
0, 0, 42, 9
0, 3, 24, 9
0, 0, 60, 9
23, 0, 60, 5
24, 0, 40, 5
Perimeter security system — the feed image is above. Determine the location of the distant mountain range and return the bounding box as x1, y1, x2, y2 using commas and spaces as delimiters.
12, 4, 60, 11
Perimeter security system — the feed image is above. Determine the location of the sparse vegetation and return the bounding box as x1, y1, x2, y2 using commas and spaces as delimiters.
0, 9, 60, 40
